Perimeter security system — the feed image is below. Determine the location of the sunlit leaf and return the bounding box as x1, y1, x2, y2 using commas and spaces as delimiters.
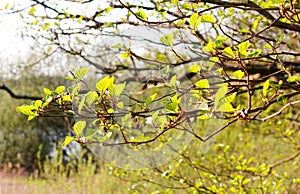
136, 10, 147, 20
189, 64, 199, 73
75, 68, 90, 80
74, 121, 86, 136
233, 70, 244, 79
223, 47, 235, 57
62, 136, 74, 146
121, 51, 130, 59
287, 76, 300, 83
96, 76, 114, 92
55, 86, 65, 94
86, 91, 98, 105
160, 33, 173, 47
199, 14, 215, 23
44, 88, 52, 95
214, 84, 228, 107
190, 13, 201, 29
16, 105, 36, 116
146, 93, 157, 107
28, 6, 36, 15
263, 80, 270, 97
195, 79, 209, 88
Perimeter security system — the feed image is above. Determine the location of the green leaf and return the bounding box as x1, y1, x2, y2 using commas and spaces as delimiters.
237, 42, 252, 53
189, 64, 199, 73
166, 102, 178, 112
55, 86, 65, 94
199, 14, 215, 23
214, 84, 228, 107
136, 10, 147, 20
42, 96, 53, 107
152, 110, 159, 121
65, 76, 75, 81
86, 91, 98, 105
96, 76, 114, 92
121, 51, 131, 59
198, 114, 210, 120
287, 76, 300, 83
263, 80, 270, 97
34, 100, 42, 108
75, 68, 90, 80
78, 96, 86, 114
28, 6, 36, 15
74, 121, 86, 136
217, 103, 234, 112
146, 93, 157, 107
252, 19, 259, 31
62, 136, 74, 146
170, 75, 177, 87
233, 70, 244, 79
160, 33, 173, 47
190, 13, 201, 29
43, 88, 52, 95
195, 79, 209, 88
161, 66, 169, 75
203, 41, 215, 52
28, 115, 36, 121
85, 129, 98, 139
110, 83, 126, 97
16, 105, 36, 116
219, 93, 236, 105
117, 101, 124, 108
223, 47, 235, 57
62, 95, 72, 101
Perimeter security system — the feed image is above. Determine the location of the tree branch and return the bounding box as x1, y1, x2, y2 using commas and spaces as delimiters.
0, 82, 42, 100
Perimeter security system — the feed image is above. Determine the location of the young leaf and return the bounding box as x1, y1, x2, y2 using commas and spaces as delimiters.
160, 33, 173, 47
78, 96, 86, 114
75, 68, 90, 80
96, 76, 114, 92
190, 13, 200, 29
85, 128, 98, 139
34, 100, 42, 108
146, 93, 157, 107
62, 136, 74, 146
110, 83, 126, 97
44, 88, 52, 95
287, 76, 300, 83
86, 91, 98, 105
199, 14, 215, 23
195, 79, 209, 88
28, 115, 36, 121
28, 6, 36, 15
189, 64, 199, 73
121, 51, 131, 59
152, 110, 159, 122
62, 95, 72, 102
55, 86, 65, 94
214, 84, 228, 107
263, 80, 270, 97
170, 75, 177, 87
16, 105, 36, 116
136, 10, 147, 20
74, 121, 86, 136
223, 47, 235, 57
233, 70, 244, 79
203, 41, 215, 52
219, 93, 236, 105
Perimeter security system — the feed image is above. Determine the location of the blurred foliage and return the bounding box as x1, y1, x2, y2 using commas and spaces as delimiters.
0, 73, 70, 171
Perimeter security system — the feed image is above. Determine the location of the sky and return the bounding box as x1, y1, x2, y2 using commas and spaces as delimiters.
0, 0, 105, 78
